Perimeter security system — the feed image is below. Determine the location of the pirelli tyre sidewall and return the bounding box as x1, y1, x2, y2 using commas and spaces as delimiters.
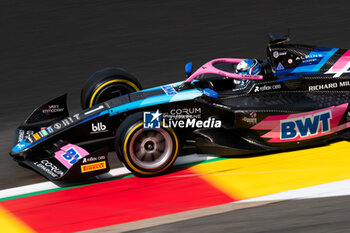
80, 68, 142, 109
116, 113, 179, 177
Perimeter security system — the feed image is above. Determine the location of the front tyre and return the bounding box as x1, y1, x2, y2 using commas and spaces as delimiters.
116, 113, 179, 177
80, 68, 142, 109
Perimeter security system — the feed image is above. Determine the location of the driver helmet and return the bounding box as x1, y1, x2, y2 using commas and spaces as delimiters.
235, 59, 261, 75
233, 79, 248, 88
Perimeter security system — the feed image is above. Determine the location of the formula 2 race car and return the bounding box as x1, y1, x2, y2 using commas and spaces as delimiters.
10, 32, 350, 180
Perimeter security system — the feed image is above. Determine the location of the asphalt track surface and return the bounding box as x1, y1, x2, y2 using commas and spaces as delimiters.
126, 196, 350, 233
1, 0, 350, 232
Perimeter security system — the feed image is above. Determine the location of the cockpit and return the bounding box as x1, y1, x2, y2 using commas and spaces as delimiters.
180, 58, 272, 94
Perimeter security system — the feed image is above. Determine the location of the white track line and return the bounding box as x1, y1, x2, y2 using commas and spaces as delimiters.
238, 179, 350, 203
0, 154, 215, 200
0, 182, 59, 199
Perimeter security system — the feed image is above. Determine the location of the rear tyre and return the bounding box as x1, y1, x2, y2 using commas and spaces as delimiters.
115, 112, 180, 177
80, 68, 142, 109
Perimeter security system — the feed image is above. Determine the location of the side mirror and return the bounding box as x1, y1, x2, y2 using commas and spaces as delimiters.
202, 88, 218, 98
185, 62, 193, 77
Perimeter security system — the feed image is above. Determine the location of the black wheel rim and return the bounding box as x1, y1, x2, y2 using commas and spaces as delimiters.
129, 128, 173, 170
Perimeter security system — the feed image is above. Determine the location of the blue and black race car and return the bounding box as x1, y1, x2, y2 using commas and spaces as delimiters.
10, 32, 350, 180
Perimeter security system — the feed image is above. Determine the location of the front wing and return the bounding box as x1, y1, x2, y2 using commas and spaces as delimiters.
19, 144, 110, 181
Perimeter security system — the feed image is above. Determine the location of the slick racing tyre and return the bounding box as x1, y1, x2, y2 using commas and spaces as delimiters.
115, 112, 180, 177
80, 68, 142, 109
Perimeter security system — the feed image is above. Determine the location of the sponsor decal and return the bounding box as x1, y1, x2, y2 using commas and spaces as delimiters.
169, 108, 201, 115
306, 54, 323, 58
18, 130, 25, 142
242, 112, 257, 125
340, 81, 350, 87
254, 84, 281, 93
301, 57, 322, 65
62, 118, 71, 126
144, 110, 162, 128
273, 51, 287, 58
163, 108, 201, 119
60, 147, 81, 165
290, 51, 330, 71
26, 130, 34, 137
84, 105, 104, 116
143, 109, 221, 129
25, 114, 80, 143
20, 130, 34, 143
34, 160, 64, 178
308, 81, 350, 91
40, 129, 48, 136
27, 136, 34, 143
296, 54, 324, 61
161, 85, 177, 96
250, 112, 257, 118
17, 129, 34, 142
277, 63, 284, 70
39, 115, 81, 136
251, 103, 349, 142
309, 82, 337, 91
16, 143, 25, 149
54, 123, 62, 129
81, 161, 106, 173
42, 105, 64, 114
325, 50, 350, 77
91, 122, 108, 134
165, 117, 221, 128
241, 74, 258, 78
242, 117, 257, 125
55, 144, 89, 168
73, 113, 80, 120
68, 117, 74, 123
33, 133, 40, 141
280, 110, 331, 140
49, 115, 81, 132
82, 155, 106, 164
279, 51, 287, 56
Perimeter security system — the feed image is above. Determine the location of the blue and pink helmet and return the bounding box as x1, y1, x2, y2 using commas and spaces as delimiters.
236, 59, 261, 75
